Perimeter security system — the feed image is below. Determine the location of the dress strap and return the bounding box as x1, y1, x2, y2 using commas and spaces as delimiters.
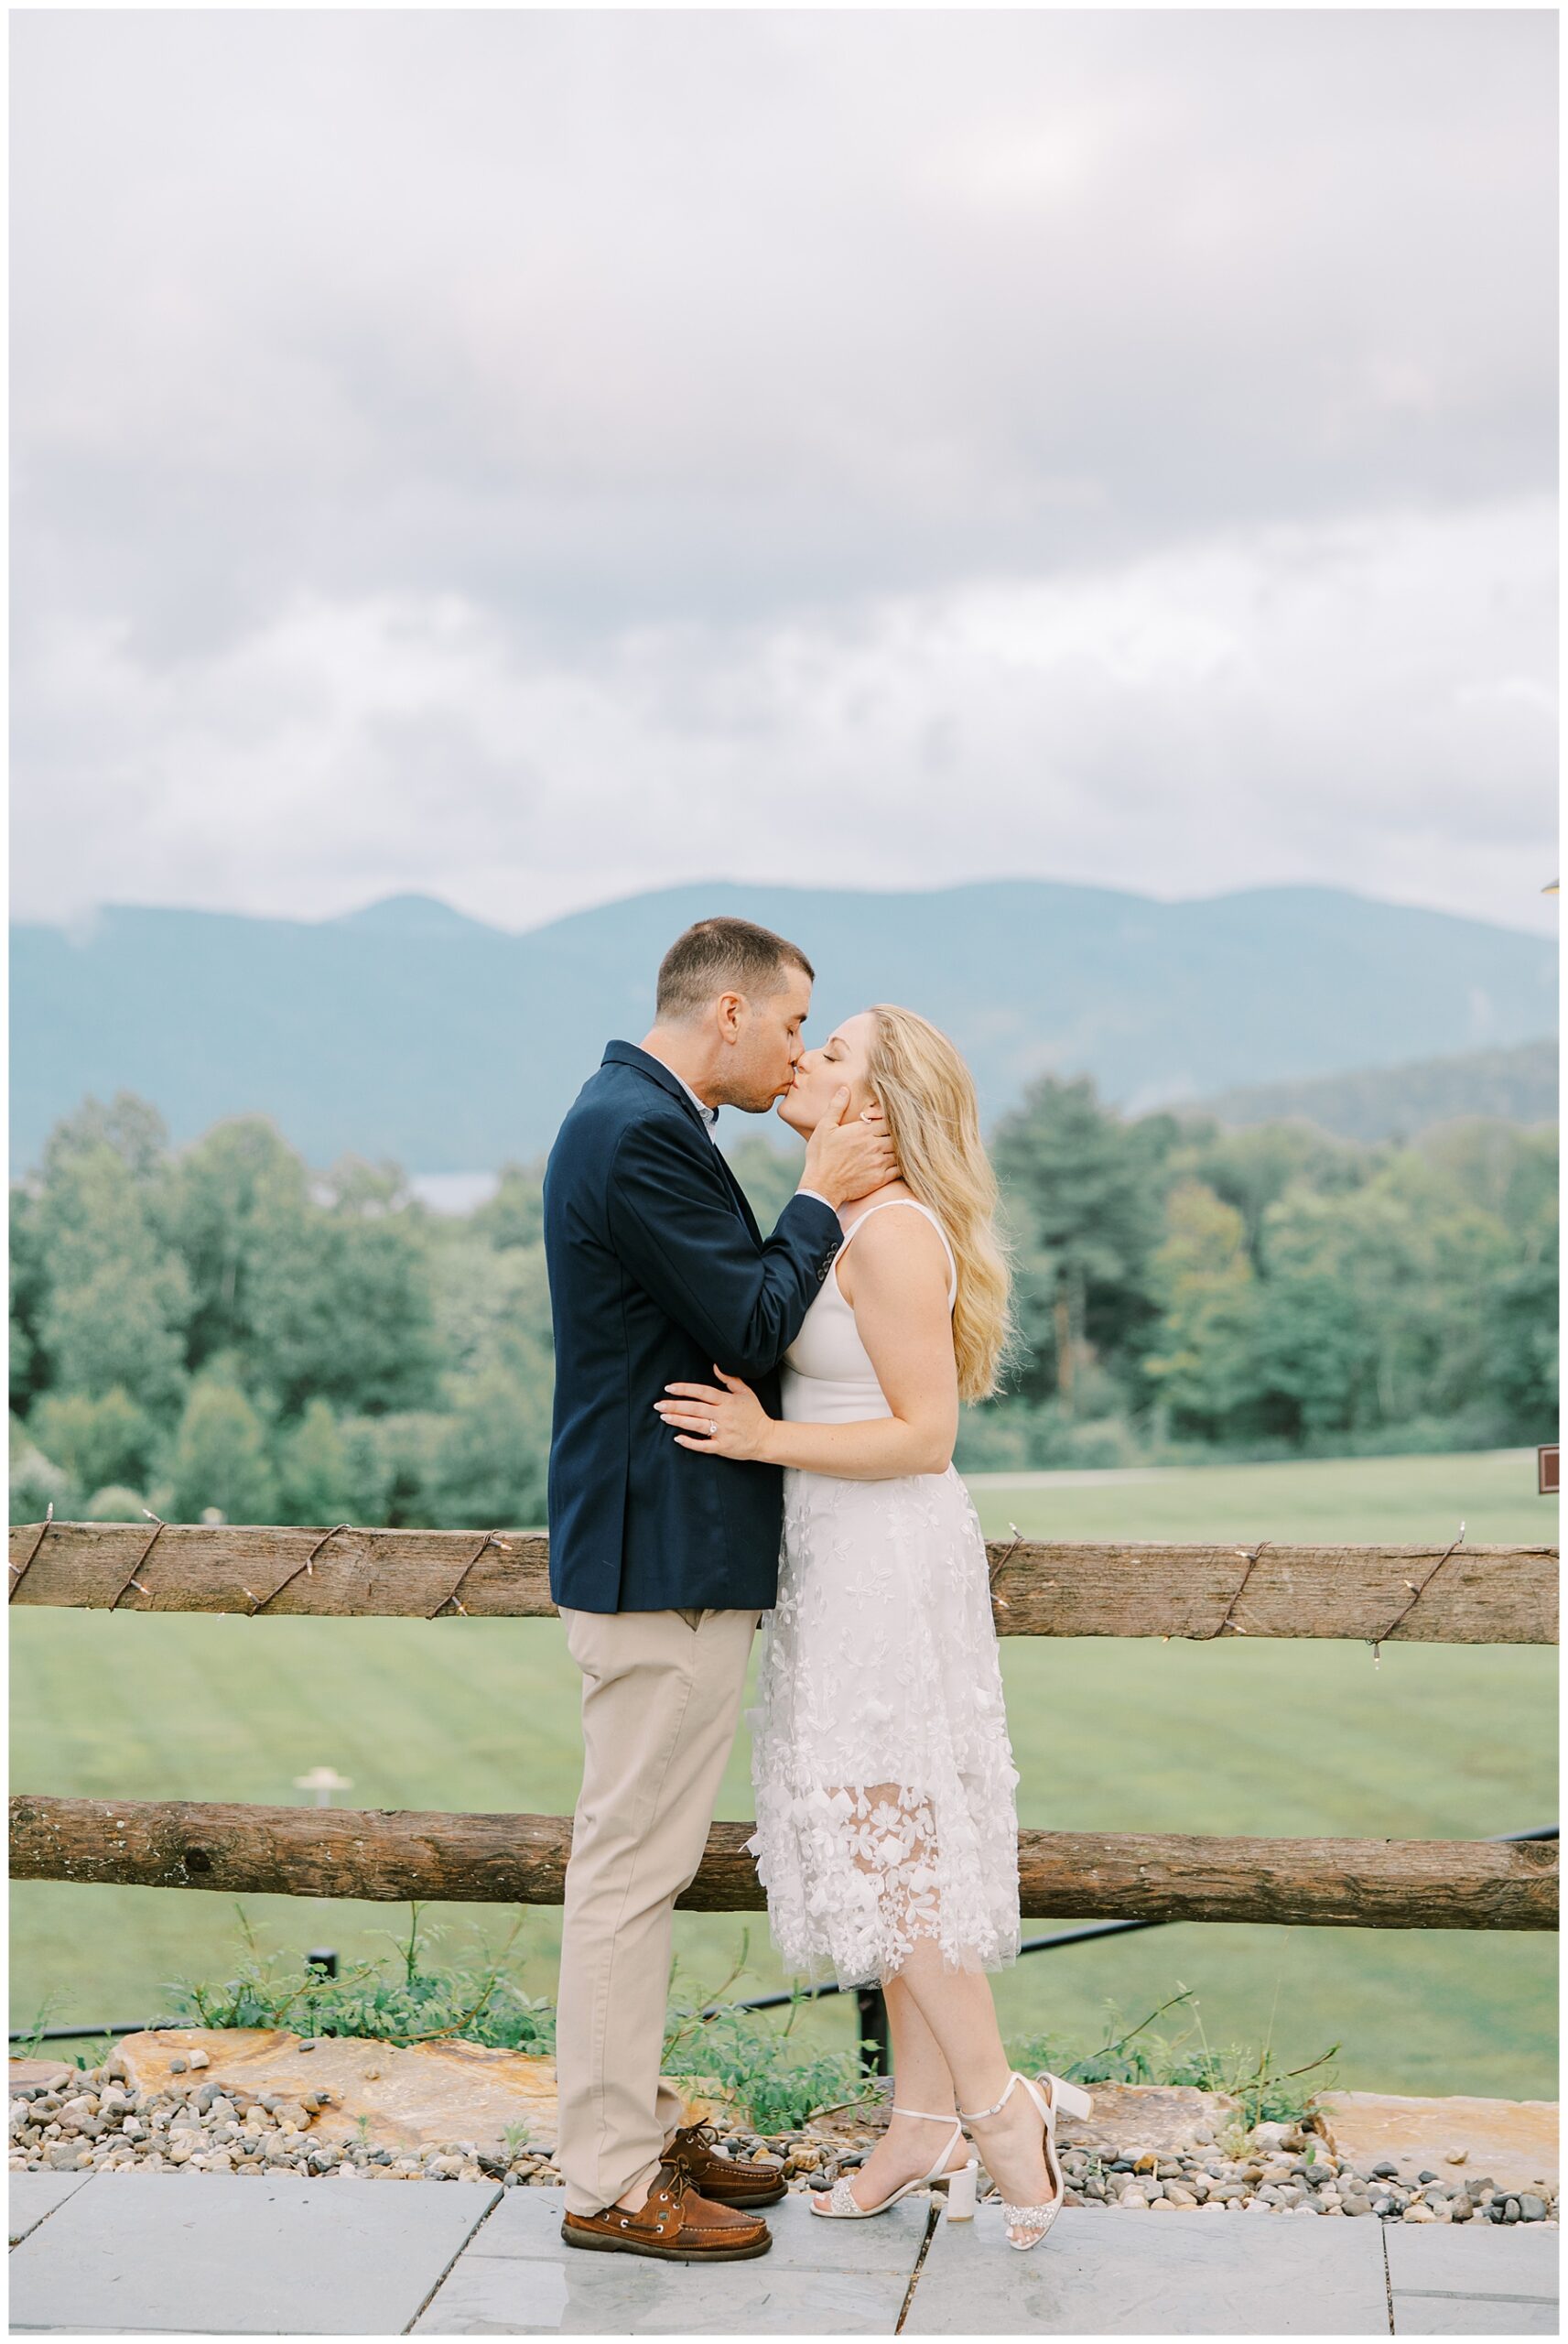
836, 1199, 957, 1308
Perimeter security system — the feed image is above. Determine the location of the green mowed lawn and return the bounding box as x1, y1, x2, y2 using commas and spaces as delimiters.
11, 1449, 1558, 2098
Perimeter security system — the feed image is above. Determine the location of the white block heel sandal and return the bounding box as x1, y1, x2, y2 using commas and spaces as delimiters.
810, 2105, 980, 2221
957, 2071, 1094, 2250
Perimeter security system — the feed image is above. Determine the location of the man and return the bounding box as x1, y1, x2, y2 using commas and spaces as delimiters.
543, 916, 895, 2262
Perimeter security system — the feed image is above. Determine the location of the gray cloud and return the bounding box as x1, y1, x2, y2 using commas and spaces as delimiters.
11, 10, 1558, 936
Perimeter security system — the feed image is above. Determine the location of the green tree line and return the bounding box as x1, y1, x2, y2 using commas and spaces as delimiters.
8, 1084, 1557, 1526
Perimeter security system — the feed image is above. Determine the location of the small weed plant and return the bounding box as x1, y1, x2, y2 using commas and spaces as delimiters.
1008, 1973, 1337, 2132
12, 1991, 123, 2072
165, 1915, 1334, 2139
169, 1906, 557, 2053
660, 1939, 881, 2134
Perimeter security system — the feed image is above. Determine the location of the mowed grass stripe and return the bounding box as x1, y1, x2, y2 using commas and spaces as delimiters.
968, 1445, 1550, 1546
999, 1638, 1554, 1838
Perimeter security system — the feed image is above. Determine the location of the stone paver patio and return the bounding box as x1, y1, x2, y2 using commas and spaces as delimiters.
8, 2173, 1560, 2334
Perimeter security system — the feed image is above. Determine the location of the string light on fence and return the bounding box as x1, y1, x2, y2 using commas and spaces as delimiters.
109, 1512, 167, 1612
251, 1524, 356, 1616
8, 1503, 54, 1600
988, 1524, 1022, 1611
1368, 1521, 1465, 1668
428, 1529, 512, 1620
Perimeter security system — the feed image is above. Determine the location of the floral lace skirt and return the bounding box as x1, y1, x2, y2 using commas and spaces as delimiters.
745, 1462, 1022, 1989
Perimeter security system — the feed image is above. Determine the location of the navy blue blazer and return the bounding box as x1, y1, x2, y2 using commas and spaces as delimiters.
543, 1040, 844, 1613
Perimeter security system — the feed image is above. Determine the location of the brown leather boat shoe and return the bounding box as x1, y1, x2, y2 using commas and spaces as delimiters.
561, 2159, 773, 2262
665, 2122, 788, 2208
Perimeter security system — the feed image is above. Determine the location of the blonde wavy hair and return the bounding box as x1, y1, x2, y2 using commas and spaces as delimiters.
863, 1004, 1014, 1402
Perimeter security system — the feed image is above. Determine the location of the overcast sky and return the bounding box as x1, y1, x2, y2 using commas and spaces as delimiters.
11, 10, 1559, 939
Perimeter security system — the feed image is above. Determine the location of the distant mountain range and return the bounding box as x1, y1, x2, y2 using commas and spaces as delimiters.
9, 881, 1558, 1176
1183, 1036, 1558, 1144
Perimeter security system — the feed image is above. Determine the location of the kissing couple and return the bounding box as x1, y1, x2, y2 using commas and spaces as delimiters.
542, 916, 1090, 2263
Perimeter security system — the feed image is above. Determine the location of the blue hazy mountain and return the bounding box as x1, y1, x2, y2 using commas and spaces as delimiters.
9, 881, 1557, 1176
1183, 1036, 1558, 1144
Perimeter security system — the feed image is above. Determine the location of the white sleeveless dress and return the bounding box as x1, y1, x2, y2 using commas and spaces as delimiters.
745, 1199, 1022, 1989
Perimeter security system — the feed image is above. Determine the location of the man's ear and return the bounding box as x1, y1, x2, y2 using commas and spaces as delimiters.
716, 990, 746, 1041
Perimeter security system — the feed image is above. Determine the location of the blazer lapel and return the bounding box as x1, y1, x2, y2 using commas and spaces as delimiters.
602, 1039, 710, 1135
602, 1038, 761, 1240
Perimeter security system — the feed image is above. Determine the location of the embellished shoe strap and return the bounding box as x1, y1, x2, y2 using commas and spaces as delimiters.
1000, 2198, 1063, 2243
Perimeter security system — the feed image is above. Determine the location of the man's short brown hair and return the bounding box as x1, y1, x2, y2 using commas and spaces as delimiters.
654, 917, 814, 1021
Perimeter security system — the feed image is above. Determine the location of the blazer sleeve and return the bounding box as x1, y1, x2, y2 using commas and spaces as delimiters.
605, 1113, 842, 1380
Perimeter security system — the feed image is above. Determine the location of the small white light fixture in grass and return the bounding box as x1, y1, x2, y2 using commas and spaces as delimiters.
294, 1766, 352, 1807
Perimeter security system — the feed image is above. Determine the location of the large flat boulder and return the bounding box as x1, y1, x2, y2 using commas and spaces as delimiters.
1314, 2091, 1558, 2193
9, 2058, 75, 2092
807, 2078, 1237, 2157
114, 2027, 714, 2157
1054, 2082, 1237, 2155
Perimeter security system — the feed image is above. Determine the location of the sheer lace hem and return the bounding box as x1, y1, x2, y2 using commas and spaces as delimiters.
746, 1774, 1022, 1991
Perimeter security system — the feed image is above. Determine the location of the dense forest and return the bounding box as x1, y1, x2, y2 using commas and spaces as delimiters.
8, 1082, 1557, 1526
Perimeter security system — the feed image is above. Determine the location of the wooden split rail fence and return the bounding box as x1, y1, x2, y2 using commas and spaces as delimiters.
8, 1519, 1560, 1934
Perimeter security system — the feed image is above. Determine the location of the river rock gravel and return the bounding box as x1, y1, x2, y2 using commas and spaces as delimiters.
8, 2059, 1559, 2223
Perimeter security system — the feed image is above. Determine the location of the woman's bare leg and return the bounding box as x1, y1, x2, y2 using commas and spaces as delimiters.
815, 1972, 968, 2212
888, 1937, 1051, 2212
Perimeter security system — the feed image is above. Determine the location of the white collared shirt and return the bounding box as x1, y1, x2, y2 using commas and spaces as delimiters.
671, 1067, 720, 1141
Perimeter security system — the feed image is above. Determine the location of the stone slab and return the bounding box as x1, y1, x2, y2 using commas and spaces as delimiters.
416, 2252, 910, 2333
8, 2171, 94, 2244
1384, 2219, 1561, 2300
1316, 2094, 1559, 2194
902, 2202, 1390, 2334
6, 2170, 501, 2334
10, 2060, 75, 2092
456, 2183, 929, 2273
416, 2184, 924, 2332
1053, 2084, 1236, 2158
114, 2028, 718, 2160
1391, 2295, 1559, 2335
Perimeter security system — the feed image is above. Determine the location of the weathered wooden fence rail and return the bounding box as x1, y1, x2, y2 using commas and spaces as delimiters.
8, 1521, 1558, 1643
10, 1796, 1555, 1930
9, 1519, 1559, 1935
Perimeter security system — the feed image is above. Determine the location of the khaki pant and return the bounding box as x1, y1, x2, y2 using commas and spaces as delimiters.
555, 1602, 759, 2216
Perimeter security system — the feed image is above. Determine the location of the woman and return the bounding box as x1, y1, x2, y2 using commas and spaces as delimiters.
654, 1004, 1090, 2252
